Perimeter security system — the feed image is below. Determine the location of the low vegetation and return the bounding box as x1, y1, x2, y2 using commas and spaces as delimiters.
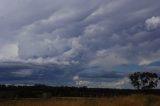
0, 95, 160, 106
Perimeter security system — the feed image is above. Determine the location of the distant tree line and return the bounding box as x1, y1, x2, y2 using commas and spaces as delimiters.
0, 84, 160, 99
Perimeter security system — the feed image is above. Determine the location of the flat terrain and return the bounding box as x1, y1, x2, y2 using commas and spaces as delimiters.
0, 95, 160, 106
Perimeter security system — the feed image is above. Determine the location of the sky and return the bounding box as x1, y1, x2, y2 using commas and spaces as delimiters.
0, 0, 160, 88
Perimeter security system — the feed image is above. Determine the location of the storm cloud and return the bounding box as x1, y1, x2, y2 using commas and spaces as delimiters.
0, 0, 160, 88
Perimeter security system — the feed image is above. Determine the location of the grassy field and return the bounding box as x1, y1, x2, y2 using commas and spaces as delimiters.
0, 95, 160, 106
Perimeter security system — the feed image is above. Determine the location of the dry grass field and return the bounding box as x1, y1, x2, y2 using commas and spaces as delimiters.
0, 95, 160, 106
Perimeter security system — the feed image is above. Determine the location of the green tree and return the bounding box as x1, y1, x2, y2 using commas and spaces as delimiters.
129, 72, 159, 89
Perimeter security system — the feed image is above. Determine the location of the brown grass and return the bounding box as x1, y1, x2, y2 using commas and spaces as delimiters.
0, 95, 160, 106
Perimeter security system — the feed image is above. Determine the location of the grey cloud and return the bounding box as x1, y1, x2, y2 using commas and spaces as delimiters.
0, 62, 72, 84
78, 71, 125, 79
4, 0, 160, 65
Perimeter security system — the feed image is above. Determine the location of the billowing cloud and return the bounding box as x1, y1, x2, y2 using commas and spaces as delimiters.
0, 0, 160, 88
0, 43, 18, 60
146, 16, 160, 30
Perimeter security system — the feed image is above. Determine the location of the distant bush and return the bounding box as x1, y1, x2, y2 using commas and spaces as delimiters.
129, 72, 159, 90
